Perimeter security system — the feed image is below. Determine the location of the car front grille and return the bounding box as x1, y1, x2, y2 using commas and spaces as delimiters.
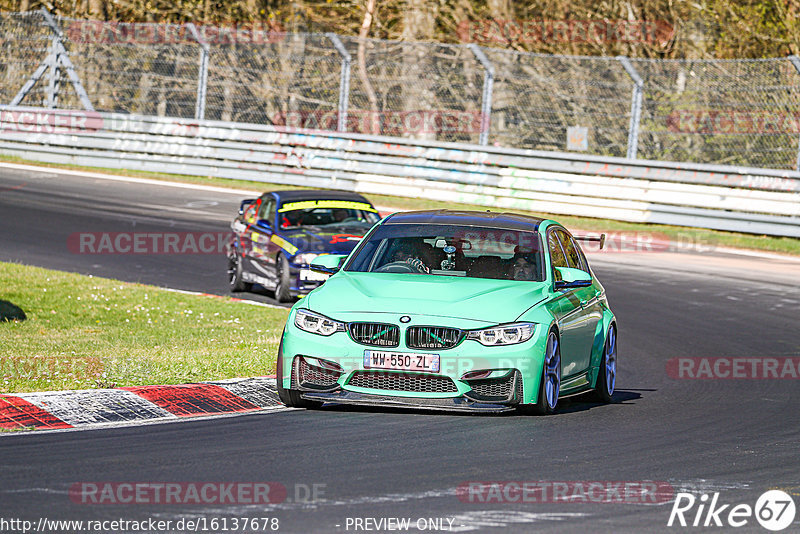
348, 322, 400, 347
406, 326, 463, 349
348, 371, 458, 393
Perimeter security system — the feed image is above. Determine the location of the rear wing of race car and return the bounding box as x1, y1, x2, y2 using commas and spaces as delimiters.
573, 233, 606, 250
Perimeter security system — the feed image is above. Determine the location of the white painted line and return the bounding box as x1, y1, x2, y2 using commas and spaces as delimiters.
712, 246, 800, 263
583, 243, 800, 263
0, 161, 262, 196
160, 287, 287, 310
158, 485, 589, 528
446, 511, 588, 532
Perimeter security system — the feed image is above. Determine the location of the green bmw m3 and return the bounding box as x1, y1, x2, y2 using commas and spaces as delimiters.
276, 209, 617, 414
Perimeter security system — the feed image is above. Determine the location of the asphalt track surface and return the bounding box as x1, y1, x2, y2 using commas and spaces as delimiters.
1, 164, 799, 533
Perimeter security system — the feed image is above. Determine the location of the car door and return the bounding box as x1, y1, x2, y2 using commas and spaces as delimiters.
555, 228, 600, 375
547, 228, 593, 380
247, 195, 280, 285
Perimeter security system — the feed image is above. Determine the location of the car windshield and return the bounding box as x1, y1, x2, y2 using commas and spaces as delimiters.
278, 200, 380, 229
345, 223, 545, 281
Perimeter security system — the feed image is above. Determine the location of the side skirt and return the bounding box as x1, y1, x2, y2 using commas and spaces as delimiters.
560, 371, 592, 396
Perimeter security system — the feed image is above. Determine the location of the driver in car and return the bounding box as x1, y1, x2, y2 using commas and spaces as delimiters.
389, 241, 430, 274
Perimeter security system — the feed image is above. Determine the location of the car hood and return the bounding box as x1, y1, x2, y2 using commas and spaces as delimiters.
282, 225, 370, 255
305, 272, 549, 324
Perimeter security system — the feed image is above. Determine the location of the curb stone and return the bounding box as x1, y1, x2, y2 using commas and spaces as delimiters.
0, 377, 283, 431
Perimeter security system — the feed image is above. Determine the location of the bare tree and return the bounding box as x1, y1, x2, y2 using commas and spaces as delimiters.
357, 0, 379, 134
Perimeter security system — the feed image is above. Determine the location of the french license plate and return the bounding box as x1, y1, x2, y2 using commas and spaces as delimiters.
300, 269, 329, 281
363, 350, 440, 372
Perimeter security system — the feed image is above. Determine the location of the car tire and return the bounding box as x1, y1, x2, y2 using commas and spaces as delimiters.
591, 324, 616, 403
529, 330, 561, 415
228, 253, 252, 293
273, 253, 292, 303
275, 341, 323, 409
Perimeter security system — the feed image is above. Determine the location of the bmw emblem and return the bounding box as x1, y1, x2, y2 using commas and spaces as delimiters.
399, 316, 411, 323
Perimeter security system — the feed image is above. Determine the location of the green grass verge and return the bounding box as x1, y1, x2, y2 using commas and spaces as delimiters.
1, 154, 798, 256
0, 261, 288, 394
0, 425, 37, 433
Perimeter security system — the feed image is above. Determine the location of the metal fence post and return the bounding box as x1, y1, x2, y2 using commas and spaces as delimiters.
327, 33, 351, 132
617, 56, 643, 160
787, 55, 800, 171
186, 23, 209, 120
46, 36, 60, 108
468, 43, 494, 146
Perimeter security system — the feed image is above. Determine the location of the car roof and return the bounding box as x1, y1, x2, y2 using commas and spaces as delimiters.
384, 210, 545, 231
269, 190, 374, 205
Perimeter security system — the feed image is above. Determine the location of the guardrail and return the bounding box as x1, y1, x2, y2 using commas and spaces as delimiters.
1, 107, 799, 237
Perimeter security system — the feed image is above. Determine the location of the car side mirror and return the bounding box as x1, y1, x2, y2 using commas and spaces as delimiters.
238, 199, 256, 216
309, 254, 347, 277
309, 264, 339, 276
256, 219, 271, 229
554, 267, 592, 290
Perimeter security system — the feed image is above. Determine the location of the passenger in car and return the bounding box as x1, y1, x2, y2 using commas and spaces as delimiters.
332, 208, 350, 222
510, 256, 537, 281
510, 246, 540, 281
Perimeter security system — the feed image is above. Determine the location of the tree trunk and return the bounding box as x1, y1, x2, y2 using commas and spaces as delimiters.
486, 0, 510, 20
401, 0, 435, 41
87, 0, 106, 19
400, 0, 436, 141
357, 0, 379, 134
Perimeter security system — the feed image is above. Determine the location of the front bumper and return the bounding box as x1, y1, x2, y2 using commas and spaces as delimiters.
301, 390, 517, 413
280, 311, 547, 408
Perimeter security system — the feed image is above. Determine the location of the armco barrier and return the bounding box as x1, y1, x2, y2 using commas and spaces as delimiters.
0, 107, 798, 237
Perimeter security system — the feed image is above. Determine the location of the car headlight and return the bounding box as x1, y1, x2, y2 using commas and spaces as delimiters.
295, 253, 320, 265
294, 309, 346, 336
466, 323, 535, 346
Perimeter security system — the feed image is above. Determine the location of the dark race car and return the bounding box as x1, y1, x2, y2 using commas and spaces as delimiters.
226, 190, 381, 302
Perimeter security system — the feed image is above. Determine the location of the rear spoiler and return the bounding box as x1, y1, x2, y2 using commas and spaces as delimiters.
573, 233, 606, 250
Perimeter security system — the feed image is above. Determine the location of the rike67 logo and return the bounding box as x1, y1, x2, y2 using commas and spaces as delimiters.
668, 490, 796, 531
